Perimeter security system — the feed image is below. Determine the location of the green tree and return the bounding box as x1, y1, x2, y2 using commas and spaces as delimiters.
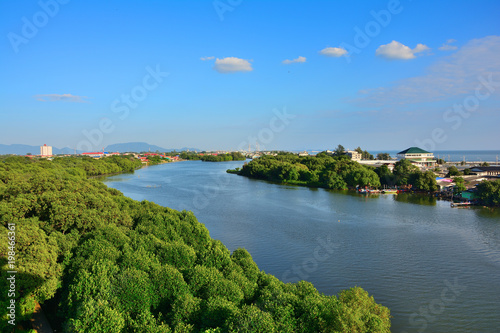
393, 159, 419, 186
476, 180, 500, 206
414, 171, 438, 192
453, 177, 467, 194
447, 166, 461, 176
376, 153, 391, 160
334, 144, 345, 156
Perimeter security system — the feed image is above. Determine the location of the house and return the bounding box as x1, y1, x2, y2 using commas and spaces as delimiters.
298, 151, 309, 157
345, 150, 362, 161
468, 166, 500, 177
81, 152, 105, 158
461, 190, 478, 200
397, 147, 436, 168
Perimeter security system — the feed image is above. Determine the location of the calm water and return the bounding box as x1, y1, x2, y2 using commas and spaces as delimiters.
103, 161, 500, 333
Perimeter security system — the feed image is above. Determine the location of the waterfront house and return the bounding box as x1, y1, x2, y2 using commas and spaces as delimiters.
461, 190, 478, 201
397, 147, 436, 168
468, 166, 500, 177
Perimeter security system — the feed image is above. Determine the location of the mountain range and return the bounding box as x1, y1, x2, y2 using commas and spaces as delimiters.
0, 142, 199, 155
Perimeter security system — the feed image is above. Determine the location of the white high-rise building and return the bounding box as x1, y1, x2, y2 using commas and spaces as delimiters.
40, 144, 52, 156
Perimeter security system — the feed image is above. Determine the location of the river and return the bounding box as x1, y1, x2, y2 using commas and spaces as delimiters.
103, 160, 500, 333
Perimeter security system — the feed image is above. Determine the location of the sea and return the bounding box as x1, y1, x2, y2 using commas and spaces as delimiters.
302, 150, 500, 163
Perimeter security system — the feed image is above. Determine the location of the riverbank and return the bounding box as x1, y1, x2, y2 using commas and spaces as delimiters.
228, 154, 500, 207
103, 159, 500, 332
0, 156, 391, 332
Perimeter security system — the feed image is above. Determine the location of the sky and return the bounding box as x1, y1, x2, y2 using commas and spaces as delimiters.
1, 0, 500, 152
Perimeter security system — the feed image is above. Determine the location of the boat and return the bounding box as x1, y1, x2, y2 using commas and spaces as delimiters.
451, 201, 471, 208
381, 189, 398, 194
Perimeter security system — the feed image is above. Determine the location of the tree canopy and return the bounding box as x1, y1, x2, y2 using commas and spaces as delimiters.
0, 155, 391, 332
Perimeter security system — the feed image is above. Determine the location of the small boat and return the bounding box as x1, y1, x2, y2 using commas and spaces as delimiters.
451, 201, 471, 207
381, 189, 398, 194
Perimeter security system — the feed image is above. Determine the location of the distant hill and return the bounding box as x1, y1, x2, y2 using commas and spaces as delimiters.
105, 142, 199, 153
0, 144, 81, 155
0, 142, 199, 155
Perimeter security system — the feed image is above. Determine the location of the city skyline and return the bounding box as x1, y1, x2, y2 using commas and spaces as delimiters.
1, 0, 500, 151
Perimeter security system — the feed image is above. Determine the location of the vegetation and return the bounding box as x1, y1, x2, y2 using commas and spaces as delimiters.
145, 155, 169, 165
233, 154, 439, 192
453, 177, 467, 194
200, 152, 246, 162
237, 153, 380, 190
447, 166, 461, 177
179, 152, 246, 162
376, 153, 391, 160
354, 147, 374, 160
180, 152, 202, 160
0, 155, 391, 332
476, 180, 500, 206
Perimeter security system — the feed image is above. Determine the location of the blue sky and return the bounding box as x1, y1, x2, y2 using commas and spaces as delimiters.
1, 0, 499, 152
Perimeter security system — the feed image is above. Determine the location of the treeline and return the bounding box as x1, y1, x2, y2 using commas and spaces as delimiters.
0, 156, 391, 332
179, 152, 246, 162
201, 152, 246, 162
232, 152, 438, 191
475, 180, 500, 206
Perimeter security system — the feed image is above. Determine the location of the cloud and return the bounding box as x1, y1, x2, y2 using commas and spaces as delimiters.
375, 41, 430, 60
352, 36, 500, 107
33, 94, 89, 103
200, 56, 215, 61
319, 47, 347, 57
282, 56, 306, 64
213, 57, 253, 73
439, 39, 458, 51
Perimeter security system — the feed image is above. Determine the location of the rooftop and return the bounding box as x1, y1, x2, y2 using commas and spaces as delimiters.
397, 147, 431, 155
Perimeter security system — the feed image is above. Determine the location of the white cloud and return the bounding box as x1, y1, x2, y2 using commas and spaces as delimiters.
439, 39, 458, 51
282, 56, 306, 64
34, 94, 89, 103
200, 56, 215, 61
375, 41, 430, 60
352, 36, 500, 106
213, 57, 253, 73
319, 47, 347, 57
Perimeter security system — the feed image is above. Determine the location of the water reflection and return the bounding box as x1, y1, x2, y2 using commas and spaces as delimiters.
394, 192, 437, 206
103, 161, 500, 333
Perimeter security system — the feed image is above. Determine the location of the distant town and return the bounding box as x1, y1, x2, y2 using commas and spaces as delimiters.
3, 143, 496, 205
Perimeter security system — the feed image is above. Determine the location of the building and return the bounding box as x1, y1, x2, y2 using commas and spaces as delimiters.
468, 166, 500, 177
81, 152, 105, 158
345, 150, 362, 161
397, 147, 436, 168
40, 144, 52, 156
